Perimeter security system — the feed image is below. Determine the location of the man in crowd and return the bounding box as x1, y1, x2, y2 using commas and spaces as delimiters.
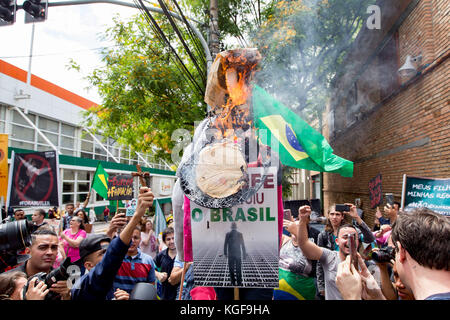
13, 209, 26, 221
7, 228, 71, 300
71, 187, 155, 300
113, 226, 156, 294
294, 204, 362, 300
390, 208, 450, 300
60, 203, 75, 232
375, 201, 400, 228
154, 227, 178, 300
31, 209, 48, 232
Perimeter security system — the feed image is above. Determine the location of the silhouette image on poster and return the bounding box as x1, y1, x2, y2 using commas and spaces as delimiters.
223, 222, 247, 286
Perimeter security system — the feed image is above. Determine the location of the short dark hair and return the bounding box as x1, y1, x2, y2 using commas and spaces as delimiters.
35, 209, 46, 217
14, 209, 24, 214
31, 228, 58, 244
391, 208, 450, 271
336, 223, 357, 238
393, 201, 401, 209
162, 227, 174, 243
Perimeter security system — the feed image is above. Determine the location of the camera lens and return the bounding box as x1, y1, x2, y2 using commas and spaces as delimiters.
0, 220, 33, 251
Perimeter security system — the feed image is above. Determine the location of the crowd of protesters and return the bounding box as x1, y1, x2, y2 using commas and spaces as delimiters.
0, 188, 449, 301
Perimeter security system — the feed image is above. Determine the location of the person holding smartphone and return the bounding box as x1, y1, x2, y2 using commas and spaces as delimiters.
292, 205, 379, 300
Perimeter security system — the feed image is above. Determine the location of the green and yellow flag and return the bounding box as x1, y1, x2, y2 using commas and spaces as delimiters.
252, 85, 353, 177
91, 162, 109, 199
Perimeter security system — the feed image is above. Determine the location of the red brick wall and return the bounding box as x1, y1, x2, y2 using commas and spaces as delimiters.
324, 1, 450, 228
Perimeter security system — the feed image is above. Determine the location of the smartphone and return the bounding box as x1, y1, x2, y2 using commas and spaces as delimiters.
348, 233, 359, 270
283, 209, 292, 220
335, 204, 350, 212
385, 193, 394, 206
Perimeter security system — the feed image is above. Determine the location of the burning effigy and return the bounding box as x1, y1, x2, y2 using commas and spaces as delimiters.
171, 49, 281, 291
177, 48, 277, 210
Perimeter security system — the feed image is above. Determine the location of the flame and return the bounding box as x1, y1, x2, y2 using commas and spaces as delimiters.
211, 49, 261, 140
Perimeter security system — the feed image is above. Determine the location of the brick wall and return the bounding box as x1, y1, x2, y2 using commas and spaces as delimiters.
323, 0, 450, 228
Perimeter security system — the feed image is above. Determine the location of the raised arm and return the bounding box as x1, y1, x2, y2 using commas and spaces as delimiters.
296, 206, 323, 261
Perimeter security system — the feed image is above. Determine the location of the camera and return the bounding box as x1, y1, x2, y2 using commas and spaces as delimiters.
22, 257, 73, 300
372, 246, 395, 263
335, 204, 350, 212
0, 219, 34, 272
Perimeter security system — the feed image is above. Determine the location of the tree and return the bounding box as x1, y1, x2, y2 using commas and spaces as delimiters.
79, 13, 206, 163
253, 0, 375, 122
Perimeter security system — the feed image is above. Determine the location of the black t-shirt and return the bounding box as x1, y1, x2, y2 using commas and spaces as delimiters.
154, 249, 177, 300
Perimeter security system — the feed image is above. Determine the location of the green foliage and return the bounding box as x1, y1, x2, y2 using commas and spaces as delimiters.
281, 165, 295, 198
80, 14, 206, 162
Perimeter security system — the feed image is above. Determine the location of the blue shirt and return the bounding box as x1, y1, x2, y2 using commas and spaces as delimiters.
113, 249, 156, 293
425, 292, 450, 300
71, 236, 130, 300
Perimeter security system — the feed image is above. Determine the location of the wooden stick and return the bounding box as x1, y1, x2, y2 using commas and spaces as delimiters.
234, 287, 239, 300
178, 262, 189, 300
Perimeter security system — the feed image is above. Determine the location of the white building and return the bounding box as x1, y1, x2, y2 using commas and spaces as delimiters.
0, 59, 176, 218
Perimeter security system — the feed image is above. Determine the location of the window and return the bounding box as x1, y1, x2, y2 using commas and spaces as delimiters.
38, 118, 59, 133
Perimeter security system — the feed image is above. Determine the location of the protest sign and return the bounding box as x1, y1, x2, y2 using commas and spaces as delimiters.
191, 166, 279, 289
126, 198, 137, 217
369, 173, 383, 209
107, 174, 134, 201
401, 175, 450, 216
7, 150, 60, 207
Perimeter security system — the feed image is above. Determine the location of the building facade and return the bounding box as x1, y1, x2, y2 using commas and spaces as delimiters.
323, 0, 449, 227
0, 59, 176, 218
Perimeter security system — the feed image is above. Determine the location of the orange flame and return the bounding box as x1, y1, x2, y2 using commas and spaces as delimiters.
212, 49, 261, 140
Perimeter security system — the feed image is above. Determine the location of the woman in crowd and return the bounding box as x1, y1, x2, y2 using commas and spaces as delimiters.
60, 216, 87, 274
77, 210, 92, 233
0, 271, 49, 300
274, 217, 319, 300
140, 218, 158, 259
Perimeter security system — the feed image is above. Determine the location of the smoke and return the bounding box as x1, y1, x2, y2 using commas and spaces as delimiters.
250, 0, 380, 124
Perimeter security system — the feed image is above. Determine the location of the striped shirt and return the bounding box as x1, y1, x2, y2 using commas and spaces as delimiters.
113, 249, 156, 293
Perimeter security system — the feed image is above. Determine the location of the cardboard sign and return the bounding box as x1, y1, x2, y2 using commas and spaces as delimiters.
369, 173, 383, 209
402, 175, 450, 216
191, 166, 279, 289
7, 151, 60, 207
107, 174, 134, 201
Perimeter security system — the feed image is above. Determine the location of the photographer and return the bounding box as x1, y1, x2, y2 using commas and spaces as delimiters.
0, 271, 49, 300
6, 228, 71, 300
71, 187, 154, 300
391, 208, 450, 300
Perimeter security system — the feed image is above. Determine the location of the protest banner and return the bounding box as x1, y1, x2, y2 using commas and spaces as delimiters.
190, 166, 279, 289
6, 150, 60, 207
106, 174, 134, 201
369, 173, 383, 209
401, 175, 450, 216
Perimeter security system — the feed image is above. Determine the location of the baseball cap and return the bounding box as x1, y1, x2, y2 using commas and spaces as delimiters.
79, 233, 111, 262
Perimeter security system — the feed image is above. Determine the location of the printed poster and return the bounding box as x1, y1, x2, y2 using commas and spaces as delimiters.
191, 166, 279, 288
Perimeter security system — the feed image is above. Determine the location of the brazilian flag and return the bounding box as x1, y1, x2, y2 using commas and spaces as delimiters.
252, 85, 353, 177
91, 162, 109, 199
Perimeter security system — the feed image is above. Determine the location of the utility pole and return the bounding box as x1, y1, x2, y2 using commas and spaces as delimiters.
209, 0, 219, 61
